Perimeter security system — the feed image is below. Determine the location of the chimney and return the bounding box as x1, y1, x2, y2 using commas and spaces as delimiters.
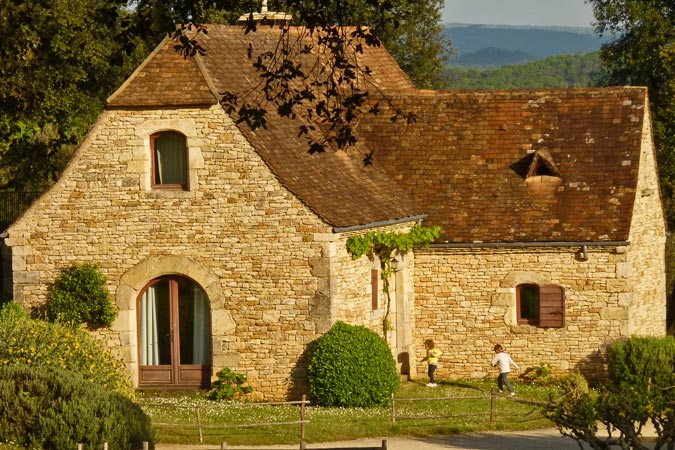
238, 0, 292, 26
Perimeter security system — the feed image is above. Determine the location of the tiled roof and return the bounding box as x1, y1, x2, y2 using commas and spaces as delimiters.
358, 88, 647, 243
107, 25, 421, 229
107, 26, 650, 241
107, 37, 218, 107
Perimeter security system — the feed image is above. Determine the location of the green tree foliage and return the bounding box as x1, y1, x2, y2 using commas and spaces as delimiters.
440, 52, 607, 90
588, 0, 675, 229
0, 302, 132, 396
0, 0, 149, 192
0, 1, 447, 192
307, 321, 400, 407
46, 262, 117, 329
133, 0, 449, 88
546, 336, 675, 449
0, 364, 153, 449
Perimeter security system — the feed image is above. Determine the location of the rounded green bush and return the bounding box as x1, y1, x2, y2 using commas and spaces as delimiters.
307, 321, 400, 407
46, 262, 117, 328
0, 302, 132, 396
608, 336, 675, 389
0, 365, 153, 449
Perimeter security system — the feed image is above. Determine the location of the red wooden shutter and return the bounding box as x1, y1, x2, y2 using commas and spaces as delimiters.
371, 269, 379, 310
539, 284, 565, 328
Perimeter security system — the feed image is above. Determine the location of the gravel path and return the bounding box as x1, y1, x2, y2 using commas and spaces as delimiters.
155, 427, 586, 450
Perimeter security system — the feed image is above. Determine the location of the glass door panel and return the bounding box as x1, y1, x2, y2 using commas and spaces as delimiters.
138, 276, 211, 387
178, 279, 210, 365
139, 280, 172, 366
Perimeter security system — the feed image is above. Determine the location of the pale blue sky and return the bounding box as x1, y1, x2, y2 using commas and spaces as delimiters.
442, 0, 596, 27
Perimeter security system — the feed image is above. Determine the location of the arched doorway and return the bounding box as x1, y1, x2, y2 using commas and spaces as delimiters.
137, 275, 211, 388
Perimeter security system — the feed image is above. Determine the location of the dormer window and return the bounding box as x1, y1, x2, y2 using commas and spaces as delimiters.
151, 131, 188, 190
526, 149, 561, 180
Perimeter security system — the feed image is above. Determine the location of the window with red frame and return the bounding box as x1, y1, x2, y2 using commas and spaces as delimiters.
517, 283, 565, 328
151, 131, 188, 189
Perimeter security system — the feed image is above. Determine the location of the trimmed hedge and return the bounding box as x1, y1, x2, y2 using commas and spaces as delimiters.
0, 365, 154, 449
307, 321, 400, 407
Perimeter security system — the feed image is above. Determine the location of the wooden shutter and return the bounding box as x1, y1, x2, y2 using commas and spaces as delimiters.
371, 269, 379, 310
539, 284, 565, 328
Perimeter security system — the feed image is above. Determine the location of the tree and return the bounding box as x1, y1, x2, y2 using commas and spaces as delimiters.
0, 0, 149, 192
133, 0, 449, 88
0, 0, 448, 192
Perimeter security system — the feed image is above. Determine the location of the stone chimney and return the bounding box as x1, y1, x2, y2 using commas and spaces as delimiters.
238, 0, 292, 26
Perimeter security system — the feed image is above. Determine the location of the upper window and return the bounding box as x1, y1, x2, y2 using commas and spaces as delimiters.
516, 283, 565, 328
151, 131, 188, 189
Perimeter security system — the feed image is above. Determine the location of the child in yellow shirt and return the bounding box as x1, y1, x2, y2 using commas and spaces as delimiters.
423, 339, 442, 387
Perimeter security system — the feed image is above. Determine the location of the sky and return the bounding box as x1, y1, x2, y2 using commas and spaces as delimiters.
441, 0, 596, 27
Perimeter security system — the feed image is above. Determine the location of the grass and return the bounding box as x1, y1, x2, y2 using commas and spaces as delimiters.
138, 379, 555, 446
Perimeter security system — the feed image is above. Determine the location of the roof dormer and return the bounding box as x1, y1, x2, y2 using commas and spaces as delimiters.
526, 149, 562, 181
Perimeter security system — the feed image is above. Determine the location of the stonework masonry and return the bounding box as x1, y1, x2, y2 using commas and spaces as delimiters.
2, 105, 404, 400
411, 102, 665, 383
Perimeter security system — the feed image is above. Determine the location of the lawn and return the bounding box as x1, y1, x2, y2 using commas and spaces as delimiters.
138, 379, 555, 446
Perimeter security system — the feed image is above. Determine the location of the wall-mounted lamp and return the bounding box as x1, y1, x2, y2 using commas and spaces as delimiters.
578, 245, 588, 261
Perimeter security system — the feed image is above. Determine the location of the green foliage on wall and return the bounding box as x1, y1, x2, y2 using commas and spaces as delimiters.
46, 262, 117, 329
307, 321, 400, 407
346, 225, 440, 338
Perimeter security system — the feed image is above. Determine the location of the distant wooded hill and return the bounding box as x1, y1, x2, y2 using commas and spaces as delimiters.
444, 24, 614, 68
439, 52, 606, 90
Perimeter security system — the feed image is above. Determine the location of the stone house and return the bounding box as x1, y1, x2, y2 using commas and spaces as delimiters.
0, 24, 666, 399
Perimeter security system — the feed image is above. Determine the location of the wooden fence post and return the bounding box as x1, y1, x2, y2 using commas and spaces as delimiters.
143, 442, 149, 450
381, 439, 388, 450
391, 393, 396, 425
197, 403, 203, 443
489, 389, 495, 428
301, 394, 306, 440
77, 444, 83, 450
220, 442, 227, 449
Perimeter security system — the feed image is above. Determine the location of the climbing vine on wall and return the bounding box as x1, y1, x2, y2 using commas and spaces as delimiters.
346, 225, 440, 340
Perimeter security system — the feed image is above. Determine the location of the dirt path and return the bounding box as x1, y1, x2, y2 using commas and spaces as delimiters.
155, 427, 585, 450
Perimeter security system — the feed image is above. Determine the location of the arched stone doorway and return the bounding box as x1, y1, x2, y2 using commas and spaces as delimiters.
117, 255, 224, 389
137, 275, 211, 387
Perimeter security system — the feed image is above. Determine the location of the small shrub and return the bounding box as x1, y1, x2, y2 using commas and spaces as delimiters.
550, 371, 589, 399
307, 321, 400, 407
0, 302, 132, 396
46, 262, 117, 328
0, 365, 154, 449
207, 368, 253, 400
520, 362, 553, 385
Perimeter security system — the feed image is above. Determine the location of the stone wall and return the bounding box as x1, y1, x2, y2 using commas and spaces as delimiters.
5, 106, 334, 400
626, 106, 667, 335
412, 244, 657, 382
